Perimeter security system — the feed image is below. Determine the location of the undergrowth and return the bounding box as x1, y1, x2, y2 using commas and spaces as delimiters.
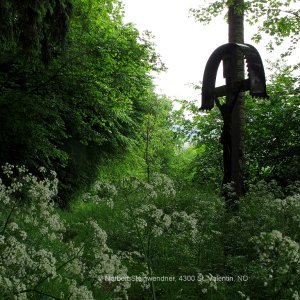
0, 165, 299, 299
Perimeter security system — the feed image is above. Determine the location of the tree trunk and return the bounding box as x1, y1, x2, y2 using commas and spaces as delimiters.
225, 0, 245, 209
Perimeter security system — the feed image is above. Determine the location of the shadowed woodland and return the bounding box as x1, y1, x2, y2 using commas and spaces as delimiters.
0, 0, 300, 299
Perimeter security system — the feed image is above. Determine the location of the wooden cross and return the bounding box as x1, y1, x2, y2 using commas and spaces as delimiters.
201, 43, 268, 207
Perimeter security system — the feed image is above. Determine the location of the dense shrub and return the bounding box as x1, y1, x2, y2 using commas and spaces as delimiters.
0, 164, 130, 299
1, 166, 300, 299
0, 0, 163, 207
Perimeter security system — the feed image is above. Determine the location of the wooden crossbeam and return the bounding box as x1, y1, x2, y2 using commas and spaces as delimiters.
214, 78, 250, 98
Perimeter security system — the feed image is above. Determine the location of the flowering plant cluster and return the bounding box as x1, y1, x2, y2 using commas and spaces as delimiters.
250, 230, 300, 300
120, 173, 176, 201
77, 177, 300, 299
170, 211, 198, 243
129, 204, 172, 238
120, 175, 203, 248
224, 180, 300, 299
83, 180, 118, 209
150, 173, 176, 198
2, 165, 300, 299
0, 164, 130, 299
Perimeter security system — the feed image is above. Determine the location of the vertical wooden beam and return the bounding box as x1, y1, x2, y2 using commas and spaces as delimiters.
225, 0, 245, 208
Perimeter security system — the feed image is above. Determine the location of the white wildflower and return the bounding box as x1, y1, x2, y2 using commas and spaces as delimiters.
162, 214, 172, 228
19, 231, 27, 241
2, 163, 14, 177
7, 222, 19, 232
293, 290, 300, 300
0, 235, 5, 245
38, 166, 46, 173
68, 281, 94, 300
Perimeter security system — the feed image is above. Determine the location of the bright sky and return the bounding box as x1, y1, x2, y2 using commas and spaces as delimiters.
122, 0, 228, 102
122, 0, 294, 102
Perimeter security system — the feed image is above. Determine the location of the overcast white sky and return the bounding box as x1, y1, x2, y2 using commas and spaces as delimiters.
122, 0, 292, 103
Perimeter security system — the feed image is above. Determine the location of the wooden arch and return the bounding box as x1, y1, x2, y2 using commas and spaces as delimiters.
201, 43, 268, 110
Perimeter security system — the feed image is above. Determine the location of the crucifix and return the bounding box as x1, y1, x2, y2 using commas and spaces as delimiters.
201, 42, 268, 209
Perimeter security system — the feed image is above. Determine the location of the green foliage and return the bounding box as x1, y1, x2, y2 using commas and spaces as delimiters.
94, 94, 183, 184
140, 95, 179, 179
178, 63, 300, 188
2, 164, 300, 299
0, 0, 72, 65
250, 231, 300, 300
244, 63, 300, 185
0, 164, 130, 299
171, 99, 224, 188
190, 0, 227, 24
225, 180, 300, 299
0, 0, 164, 206
247, 0, 300, 55
1, 0, 300, 298
191, 109, 224, 189
169, 146, 198, 185
71, 174, 226, 299
191, 0, 300, 56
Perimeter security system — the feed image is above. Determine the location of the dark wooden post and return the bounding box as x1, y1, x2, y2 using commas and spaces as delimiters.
225, 0, 245, 209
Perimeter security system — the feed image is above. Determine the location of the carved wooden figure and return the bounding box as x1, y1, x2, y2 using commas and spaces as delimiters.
201, 43, 268, 208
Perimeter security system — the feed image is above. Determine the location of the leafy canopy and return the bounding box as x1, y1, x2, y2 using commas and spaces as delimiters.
190, 0, 300, 56
0, 0, 165, 206
0, 0, 72, 65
